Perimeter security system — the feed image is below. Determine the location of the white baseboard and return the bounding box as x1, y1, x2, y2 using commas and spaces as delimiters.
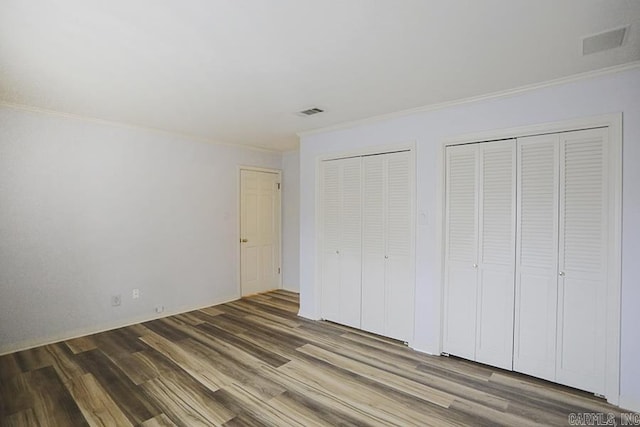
0, 294, 240, 356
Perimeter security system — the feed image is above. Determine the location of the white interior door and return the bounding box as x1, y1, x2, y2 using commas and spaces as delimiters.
443, 144, 479, 361
556, 128, 608, 395
514, 134, 560, 382
240, 169, 281, 296
475, 140, 516, 370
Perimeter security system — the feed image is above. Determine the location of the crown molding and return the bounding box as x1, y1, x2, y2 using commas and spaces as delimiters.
0, 101, 281, 154
297, 61, 640, 139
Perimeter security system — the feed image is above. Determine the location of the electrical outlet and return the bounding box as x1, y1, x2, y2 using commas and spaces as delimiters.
132, 289, 140, 299
155, 305, 164, 314
111, 295, 121, 307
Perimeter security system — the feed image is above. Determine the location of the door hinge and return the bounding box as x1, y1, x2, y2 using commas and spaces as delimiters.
277, 183, 281, 190
278, 267, 281, 274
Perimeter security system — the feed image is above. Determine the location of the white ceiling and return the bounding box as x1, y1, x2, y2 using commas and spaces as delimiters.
1, 1, 639, 151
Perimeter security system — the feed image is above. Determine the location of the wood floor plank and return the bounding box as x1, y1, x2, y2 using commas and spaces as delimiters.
194, 322, 290, 368
268, 390, 372, 427
0, 371, 33, 419
141, 375, 234, 427
274, 360, 458, 427
13, 346, 53, 372
65, 336, 97, 354
44, 343, 87, 385
249, 294, 298, 313
174, 312, 206, 326
140, 413, 178, 427
297, 332, 510, 411
139, 331, 229, 392
0, 353, 21, 381
179, 338, 286, 400
68, 373, 134, 427
74, 349, 161, 424
2, 408, 38, 427
218, 384, 306, 427
197, 313, 251, 336
199, 306, 225, 317
142, 319, 192, 342
118, 350, 182, 386
90, 328, 149, 359
298, 343, 455, 408
226, 301, 301, 328
1, 290, 632, 427
23, 366, 89, 427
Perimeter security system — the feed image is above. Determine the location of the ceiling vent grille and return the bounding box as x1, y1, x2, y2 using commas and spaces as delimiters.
582, 26, 627, 55
298, 107, 324, 116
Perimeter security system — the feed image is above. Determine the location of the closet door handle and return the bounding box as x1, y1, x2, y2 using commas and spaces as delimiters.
336, 250, 340, 254
559, 271, 565, 277
385, 255, 389, 259
472, 263, 478, 268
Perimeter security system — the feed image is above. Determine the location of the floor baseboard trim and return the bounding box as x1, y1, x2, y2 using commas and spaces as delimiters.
0, 294, 240, 356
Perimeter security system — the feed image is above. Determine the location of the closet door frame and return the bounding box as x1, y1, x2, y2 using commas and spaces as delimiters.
437, 113, 622, 405
315, 142, 417, 345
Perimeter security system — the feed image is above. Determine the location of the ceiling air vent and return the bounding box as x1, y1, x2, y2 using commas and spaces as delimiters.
582, 26, 627, 55
298, 107, 324, 117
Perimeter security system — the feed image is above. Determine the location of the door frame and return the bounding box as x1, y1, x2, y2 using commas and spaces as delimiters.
437, 113, 622, 405
238, 166, 283, 297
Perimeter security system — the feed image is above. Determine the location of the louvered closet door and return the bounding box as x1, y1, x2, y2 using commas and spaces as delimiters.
361, 151, 414, 341
443, 144, 479, 360
320, 158, 362, 328
556, 128, 608, 395
384, 151, 414, 342
514, 134, 560, 382
475, 140, 516, 370
321, 160, 342, 323
361, 155, 386, 335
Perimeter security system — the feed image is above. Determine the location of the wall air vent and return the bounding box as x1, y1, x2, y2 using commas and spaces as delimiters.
582, 26, 627, 55
298, 107, 324, 116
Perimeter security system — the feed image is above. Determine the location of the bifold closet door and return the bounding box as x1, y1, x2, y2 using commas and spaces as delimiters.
320, 157, 362, 329
361, 151, 414, 342
475, 140, 516, 370
443, 144, 479, 361
443, 140, 515, 369
361, 155, 386, 335
556, 128, 608, 394
514, 134, 560, 382
515, 128, 609, 395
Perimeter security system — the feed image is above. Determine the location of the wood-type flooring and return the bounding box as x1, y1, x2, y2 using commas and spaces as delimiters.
0, 290, 631, 426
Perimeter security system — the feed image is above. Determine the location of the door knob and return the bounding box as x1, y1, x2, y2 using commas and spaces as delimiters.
473, 263, 478, 268
336, 250, 340, 254
385, 255, 389, 259
559, 271, 565, 277
240, 238, 248, 243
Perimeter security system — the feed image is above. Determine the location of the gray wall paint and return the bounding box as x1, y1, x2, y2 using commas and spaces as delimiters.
299, 67, 640, 411
281, 150, 300, 292
0, 106, 281, 353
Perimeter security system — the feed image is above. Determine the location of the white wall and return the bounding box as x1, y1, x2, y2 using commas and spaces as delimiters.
281, 150, 300, 292
0, 105, 281, 354
299, 67, 640, 411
